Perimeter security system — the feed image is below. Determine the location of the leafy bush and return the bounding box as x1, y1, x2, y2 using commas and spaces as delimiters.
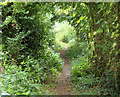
44, 46, 63, 71
0, 47, 63, 95
2, 2, 56, 65
71, 75, 100, 94
0, 64, 49, 95
71, 55, 90, 77
66, 41, 88, 58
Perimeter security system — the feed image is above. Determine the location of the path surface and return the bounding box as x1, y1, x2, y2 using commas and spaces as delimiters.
54, 46, 71, 95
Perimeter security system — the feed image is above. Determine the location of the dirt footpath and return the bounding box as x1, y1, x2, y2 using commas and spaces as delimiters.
54, 49, 71, 95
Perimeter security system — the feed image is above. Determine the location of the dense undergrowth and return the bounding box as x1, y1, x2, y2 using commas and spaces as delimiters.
0, 1, 120, 96
69, 47, 120, 95
51, 13, 120, 95
0, 2, 63, 95
57, 2, 120, 96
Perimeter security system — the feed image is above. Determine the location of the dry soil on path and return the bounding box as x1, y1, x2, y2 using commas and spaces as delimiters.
53, 47, 71, 95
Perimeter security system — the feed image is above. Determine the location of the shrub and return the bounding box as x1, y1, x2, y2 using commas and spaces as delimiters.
0, 48, 63, 95
71, 55, 90, 77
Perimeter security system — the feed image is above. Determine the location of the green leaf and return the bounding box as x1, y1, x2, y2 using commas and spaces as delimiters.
77, 19, 80, 24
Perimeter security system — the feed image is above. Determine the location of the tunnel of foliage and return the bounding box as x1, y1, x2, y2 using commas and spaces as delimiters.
0, 2, 120, 95
53, 2, 120, 95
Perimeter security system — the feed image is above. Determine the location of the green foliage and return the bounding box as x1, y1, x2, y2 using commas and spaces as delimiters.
1, 2, 63, 95
52, 21, 76, 50
0, 64, 50, 95
71, 75, 100, 95
44, 47, 63, 71
0, 44, 2, 50
71, 72, 119, 95
66, 41, 88, 58
69, 42, 90, 77
55, 2, 120, 95
71, 55, 90, 77
1, 49, 63, 95
1, 2, 120, 95
2, 2, 56, 63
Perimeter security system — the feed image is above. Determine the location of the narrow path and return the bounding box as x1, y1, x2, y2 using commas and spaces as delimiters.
54, 46, 71, 95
